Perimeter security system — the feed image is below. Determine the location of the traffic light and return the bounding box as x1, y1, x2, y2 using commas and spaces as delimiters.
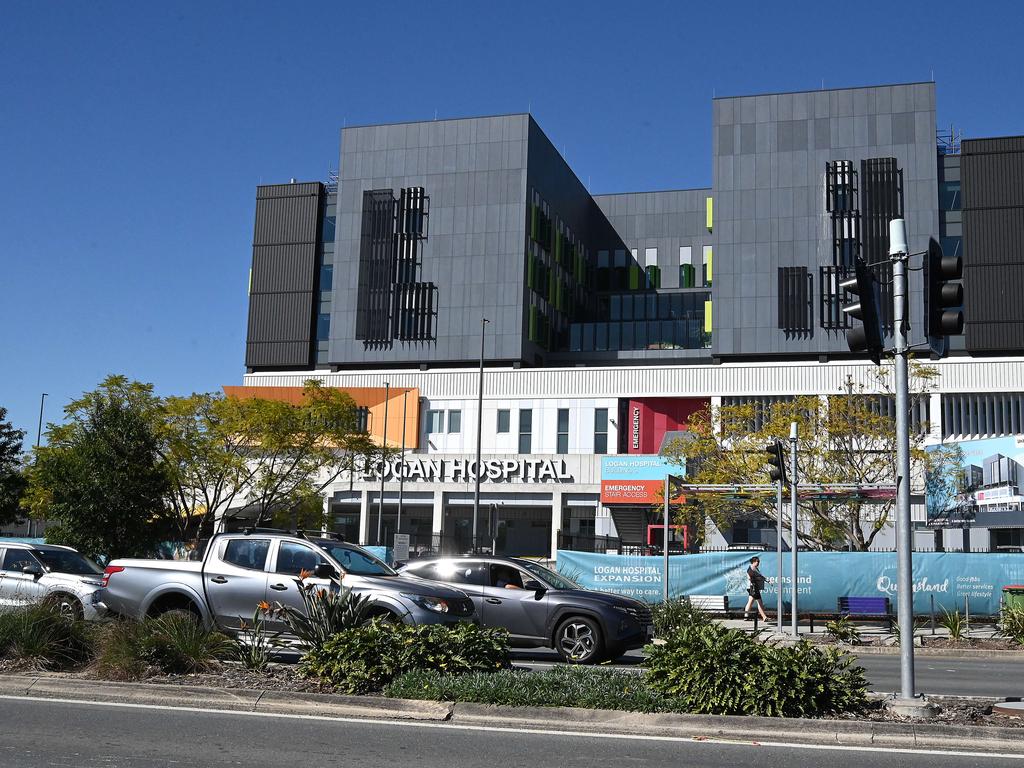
840, 257, 885, 365
765, 441, 787, 485
925, 237, 963, 355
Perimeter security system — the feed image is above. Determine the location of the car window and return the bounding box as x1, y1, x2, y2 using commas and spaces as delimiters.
32, 548, 102, 575
489, 564, 525, 589
419, 562, 487, 586
316, 542, 395, 576
276, 542, 323, 576
2, 549, 39, 573
221, 539, 270, 571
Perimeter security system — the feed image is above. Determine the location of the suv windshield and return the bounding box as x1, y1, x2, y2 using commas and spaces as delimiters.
32, 548, 102, 576
316, 542, 395, 576
516, 560, 580, 591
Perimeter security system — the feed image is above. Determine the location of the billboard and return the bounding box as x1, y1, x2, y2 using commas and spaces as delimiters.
927, 435, 1024, 522
600, 455, 685, 505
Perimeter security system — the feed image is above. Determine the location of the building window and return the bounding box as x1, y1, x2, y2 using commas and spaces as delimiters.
497, 409, 510, 433
447, 410, 462, 433
321, 214, 336, 243
316, 313, 331, 342
594, 408, 608, 454
319, 263, 333, 292
518, 409, 532, 454
426, 410, 444, 433
557, 409, 569, 454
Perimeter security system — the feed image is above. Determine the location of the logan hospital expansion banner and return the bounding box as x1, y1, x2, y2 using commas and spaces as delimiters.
557, 550, 1024, 615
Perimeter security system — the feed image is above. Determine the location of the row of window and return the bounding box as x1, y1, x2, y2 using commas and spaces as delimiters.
426, 407, 610, 454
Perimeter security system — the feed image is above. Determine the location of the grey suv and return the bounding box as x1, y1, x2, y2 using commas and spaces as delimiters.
400, 556, 653, 663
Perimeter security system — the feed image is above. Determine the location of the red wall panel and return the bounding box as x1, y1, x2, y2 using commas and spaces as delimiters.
625, 397, 710, 454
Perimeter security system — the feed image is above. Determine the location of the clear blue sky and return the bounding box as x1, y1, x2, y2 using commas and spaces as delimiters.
2, 0, 1021, 444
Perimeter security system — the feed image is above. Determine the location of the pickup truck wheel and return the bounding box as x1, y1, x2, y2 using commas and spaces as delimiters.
46, 594, 84, 621
554, 616, 604, 664
158, 607, 201, 624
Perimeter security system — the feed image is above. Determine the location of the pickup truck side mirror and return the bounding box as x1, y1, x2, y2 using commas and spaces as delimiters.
523, 579, 546, 593
314, 563, 337, 579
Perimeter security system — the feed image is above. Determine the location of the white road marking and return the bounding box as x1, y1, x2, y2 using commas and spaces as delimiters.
0, 694, 1020, 761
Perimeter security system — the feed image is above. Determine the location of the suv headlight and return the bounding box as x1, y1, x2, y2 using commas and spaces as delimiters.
401, 592, 450, 613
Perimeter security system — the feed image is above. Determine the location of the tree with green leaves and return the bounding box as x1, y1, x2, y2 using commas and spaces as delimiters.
662, 365, 963, 551
24, 376, 169, 560
0, 407, 27, 527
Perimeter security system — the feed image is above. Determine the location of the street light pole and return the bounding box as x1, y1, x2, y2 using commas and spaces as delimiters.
397, 389, 407, 538
889, 218, 917, 702
30, 393, 47, 538
377, 382, 390, 546
472, 318, 489, 551
789, 421, 798, 636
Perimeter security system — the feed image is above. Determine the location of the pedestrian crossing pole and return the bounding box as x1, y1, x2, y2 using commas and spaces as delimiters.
663, 475, 670, 602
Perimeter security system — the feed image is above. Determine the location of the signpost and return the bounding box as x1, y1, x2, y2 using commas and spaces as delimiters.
392, 533, 410, 564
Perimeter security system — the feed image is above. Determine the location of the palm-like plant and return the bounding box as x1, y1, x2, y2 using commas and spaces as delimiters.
269, 570, 373, 651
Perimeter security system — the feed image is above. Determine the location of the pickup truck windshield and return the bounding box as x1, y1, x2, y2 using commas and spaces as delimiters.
317, 542, 395, 576
32, 549, 102, 576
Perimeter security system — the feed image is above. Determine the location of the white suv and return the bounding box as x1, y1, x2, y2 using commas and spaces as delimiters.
0, 541, 106, 620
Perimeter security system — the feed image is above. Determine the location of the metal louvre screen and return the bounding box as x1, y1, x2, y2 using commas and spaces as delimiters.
820, 265, 851, 330
355, 187, 436, 344
777, 266, 811, 333
860, 158, 904, 334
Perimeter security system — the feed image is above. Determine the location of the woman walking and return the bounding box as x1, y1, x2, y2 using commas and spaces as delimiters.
744, 556, 768, 621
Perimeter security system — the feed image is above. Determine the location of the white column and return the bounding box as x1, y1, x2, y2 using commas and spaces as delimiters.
432, 492, 445, 535
549, 490, 563, 561
929, 392, 943, 443
358, 490, 371, 545
321, 493, 331, 535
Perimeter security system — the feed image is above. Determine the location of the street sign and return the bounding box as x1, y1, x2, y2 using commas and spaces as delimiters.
392, 533, 410, 562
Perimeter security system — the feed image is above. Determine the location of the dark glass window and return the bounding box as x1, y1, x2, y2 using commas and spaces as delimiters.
621, 322, 634, 350
319, 263, 333, 291
2, 548, 40, 572
595, 323, 608, 351
557, 409, 569, 454
317, 313, 331, 342
940, 181, 961, 210
581, 323, 594, 351
570, 325, 582, 352
420, 562, 487, 585
608, 323, 620, 350
276, 542, 322, 575
594, 408, 608, 455
497, 409, 510, 433
321, 215, 336, 243
426, 410, 444, 433
610, 295, 621, 321
518, 409, 532, 454
448, 410, 462, 433
222, 539, 270, 571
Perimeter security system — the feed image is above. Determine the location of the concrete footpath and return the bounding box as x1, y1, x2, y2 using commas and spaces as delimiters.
0, 674, 1021, 756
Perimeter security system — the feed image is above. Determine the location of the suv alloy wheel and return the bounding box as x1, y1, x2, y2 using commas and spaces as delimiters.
555, 615, 603, 664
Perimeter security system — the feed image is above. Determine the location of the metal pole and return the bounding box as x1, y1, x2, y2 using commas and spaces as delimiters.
30, 393, 47, 538
377, 382, 390, 546
776, 478, 784, 634
397, 390, 407, 538
789, 421, 798, 636
472, 318, 488, 552
663, 475, 670, 602
892, 231, 916, 700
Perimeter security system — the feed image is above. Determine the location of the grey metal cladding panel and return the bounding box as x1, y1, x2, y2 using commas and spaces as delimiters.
963, 136, 1024, 155
257, 182, 322, 199
250, 244, 317, 293
253, 194, 320, 246
247, 292, 315, 343
962, 150, 1024, 210
245, 341, 312, 368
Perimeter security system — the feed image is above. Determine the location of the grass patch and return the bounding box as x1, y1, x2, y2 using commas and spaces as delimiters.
385, 666, 681, 713
93, 615, 233, 680
0, 604, 93, 670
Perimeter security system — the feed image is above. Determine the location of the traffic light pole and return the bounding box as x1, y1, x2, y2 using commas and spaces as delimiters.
776, 479, 784, 634
789, 422, 798, 636
891, 245, 917, 703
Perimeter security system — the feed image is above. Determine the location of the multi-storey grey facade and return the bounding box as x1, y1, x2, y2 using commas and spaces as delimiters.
237, 81, 1024, 556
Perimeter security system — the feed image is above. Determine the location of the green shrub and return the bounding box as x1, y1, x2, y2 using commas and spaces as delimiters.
651, 598, 711, 637
998, 604, 1024, 646
300, 621, 509, 694
386, 666, 677, 713
645, 622, 867, 717
889, 617, 927, 646
94, 615, 233, 679
824, 616, 862, 645
0, 604, 93, 670
269, 574, 371, 652
938, 608, 969, 641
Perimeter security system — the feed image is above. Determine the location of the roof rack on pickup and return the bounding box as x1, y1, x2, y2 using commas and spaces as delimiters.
238, 527, 345, 543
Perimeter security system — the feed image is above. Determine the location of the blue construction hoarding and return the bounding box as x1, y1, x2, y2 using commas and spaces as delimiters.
557, 550, 1024, 615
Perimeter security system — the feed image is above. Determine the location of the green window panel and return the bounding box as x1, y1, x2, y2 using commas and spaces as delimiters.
629, 264, 641, 290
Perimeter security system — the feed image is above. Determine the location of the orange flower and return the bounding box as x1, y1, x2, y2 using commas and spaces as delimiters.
298, 568, 313, 581
257, 601, 271, 612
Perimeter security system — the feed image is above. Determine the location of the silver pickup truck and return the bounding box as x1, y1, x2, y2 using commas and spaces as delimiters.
99, 531, 475, 632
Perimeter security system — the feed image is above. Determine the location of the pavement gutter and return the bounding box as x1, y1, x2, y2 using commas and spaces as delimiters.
0, 674, 1020, 754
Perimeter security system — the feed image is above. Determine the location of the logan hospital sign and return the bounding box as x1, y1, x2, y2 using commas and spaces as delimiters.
364, 457, 574, 484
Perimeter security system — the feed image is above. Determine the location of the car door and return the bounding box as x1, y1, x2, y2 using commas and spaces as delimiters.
265, 540, 334, 633
481, 563, 550, 642
203, 537, 271, 630
415, 560, 487, 616
0, 548, 48, 608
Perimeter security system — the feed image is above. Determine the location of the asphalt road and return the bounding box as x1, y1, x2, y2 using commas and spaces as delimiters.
0, 697, 1019, 768
510, 648, 1024, 698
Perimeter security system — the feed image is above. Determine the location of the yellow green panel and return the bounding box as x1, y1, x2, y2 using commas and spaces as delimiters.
706, 247, 713, 283
704, 300, 713, 333
706, 197, 713, 231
